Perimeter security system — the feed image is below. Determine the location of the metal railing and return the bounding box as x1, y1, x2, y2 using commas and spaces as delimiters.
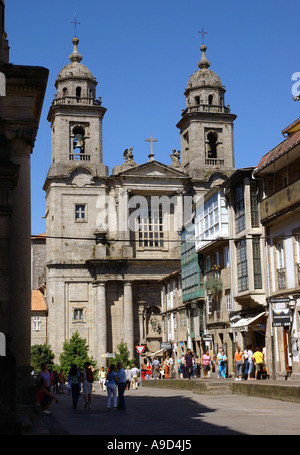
277, 267, 286, 290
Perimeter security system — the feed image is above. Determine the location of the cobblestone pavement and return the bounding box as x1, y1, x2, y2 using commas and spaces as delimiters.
24, 381, 300, 436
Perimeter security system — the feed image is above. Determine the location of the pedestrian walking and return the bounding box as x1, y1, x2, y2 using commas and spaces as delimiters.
83, 361, 93, 409
152, 357, 160, 379
201, 350, 211, 379
253, 346, 269, 380
243, 346, 249, 380
131, 365, 139, 389
217, 349, 227, 378
115, 361, 126, 410
194, 356, 201, 378
57, 369, 66, 394
246, 345, 254, 380
141, 363, 146, 381
234, 347, 244, 381
184, 349, 193, 379
164, 356, 170, 379
36, 379, 58, 414
169, 356, 174, 378
106, 364, 117, 412
68, 364, 81, 409
48, 368, 55, 393
99, 367, 107, 391
37, 363, 51, 391
126, 366, 132, 390
146, 361, 152, 380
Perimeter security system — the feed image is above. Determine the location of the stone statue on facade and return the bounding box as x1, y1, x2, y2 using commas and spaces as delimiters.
123, 147, 136, 165
170, 149, 181, 167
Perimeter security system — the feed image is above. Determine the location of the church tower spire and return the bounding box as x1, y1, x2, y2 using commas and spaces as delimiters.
176, 41, 236, 184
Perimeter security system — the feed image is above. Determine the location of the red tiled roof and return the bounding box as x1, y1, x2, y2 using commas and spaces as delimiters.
254, 129, 300, 174
31, 233, 46, 239
31, 290, 47, 312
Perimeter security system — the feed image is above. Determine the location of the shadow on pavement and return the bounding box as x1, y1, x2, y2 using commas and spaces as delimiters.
26, 388, 244, 436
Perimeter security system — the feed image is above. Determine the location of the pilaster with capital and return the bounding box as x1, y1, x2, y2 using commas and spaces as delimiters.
123, 281, 134, 358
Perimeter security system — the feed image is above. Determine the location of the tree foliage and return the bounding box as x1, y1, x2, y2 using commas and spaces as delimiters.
205, 276, 223, 297
109, 340, 136, 368
31, 344, 55, 373
59, 331, 96, 375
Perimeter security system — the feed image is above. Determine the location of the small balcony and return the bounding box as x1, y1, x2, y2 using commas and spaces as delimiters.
181, 104, 231, 116
260, 180, 300, 223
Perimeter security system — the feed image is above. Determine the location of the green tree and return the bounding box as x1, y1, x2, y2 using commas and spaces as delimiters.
59, 331, 96, 376
31, 344, 55, 373
109, 340, 136, 368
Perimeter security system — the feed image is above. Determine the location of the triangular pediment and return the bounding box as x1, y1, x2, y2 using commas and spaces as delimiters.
113, 160, 186, 178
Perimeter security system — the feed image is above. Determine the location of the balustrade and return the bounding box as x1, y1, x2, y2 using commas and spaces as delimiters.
69, 153, 90, 161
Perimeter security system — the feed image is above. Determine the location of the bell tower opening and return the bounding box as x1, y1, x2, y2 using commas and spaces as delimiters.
76, 86, 81, 98
207, 131, 217, 158
72, 126, 85, 158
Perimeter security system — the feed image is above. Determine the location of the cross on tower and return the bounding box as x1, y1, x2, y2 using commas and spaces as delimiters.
71, 13, 80, 37
198, 27, 207, 44
145, 135, 158, 160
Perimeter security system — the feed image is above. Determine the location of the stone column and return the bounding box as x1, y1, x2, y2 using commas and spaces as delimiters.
123, 282, 134, 358
9, 138, 31, 368
97, 282, 107, 367
138, 301, 146, 343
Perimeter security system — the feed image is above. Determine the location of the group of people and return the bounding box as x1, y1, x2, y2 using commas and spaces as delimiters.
234, 345, 269, 381
175, 345, 269, 381
35, 361, 128, 415
144, 356, 175, 380
177, 349, 212, 379
98, 364, 140, 393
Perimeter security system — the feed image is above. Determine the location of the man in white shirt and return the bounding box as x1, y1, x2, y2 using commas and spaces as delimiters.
131, 365, 139, 389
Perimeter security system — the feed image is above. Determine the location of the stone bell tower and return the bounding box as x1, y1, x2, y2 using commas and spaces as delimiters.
176, 43, 237, 184
46, 36, 107, 172
44, 36, 109, 360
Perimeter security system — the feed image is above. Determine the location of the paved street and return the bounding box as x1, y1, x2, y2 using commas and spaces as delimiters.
25, 383, 300, 436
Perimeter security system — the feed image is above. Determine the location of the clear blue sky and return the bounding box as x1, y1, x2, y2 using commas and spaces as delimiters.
5, 0, 300, 235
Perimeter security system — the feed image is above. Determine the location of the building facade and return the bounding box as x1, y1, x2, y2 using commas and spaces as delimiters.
43, 37, 237, 368
253, 117, 300, 379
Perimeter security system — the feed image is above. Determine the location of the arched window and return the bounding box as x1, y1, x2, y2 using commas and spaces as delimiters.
72, 126, 85, 154
208, 94, 213, 105
207, 132, 217, 158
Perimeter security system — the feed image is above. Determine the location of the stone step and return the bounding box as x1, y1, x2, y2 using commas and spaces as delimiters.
205, 383, 232, 395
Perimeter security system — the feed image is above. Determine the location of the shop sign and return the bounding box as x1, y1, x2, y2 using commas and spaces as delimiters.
270, 297, 290, 304
272, 309, 291, 327
106, 353, 115, 358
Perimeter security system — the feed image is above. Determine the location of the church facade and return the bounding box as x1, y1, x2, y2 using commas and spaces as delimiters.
43, 37, 236, 366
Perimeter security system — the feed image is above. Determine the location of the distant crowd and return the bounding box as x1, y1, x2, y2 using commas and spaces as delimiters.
34, 345, 269, 414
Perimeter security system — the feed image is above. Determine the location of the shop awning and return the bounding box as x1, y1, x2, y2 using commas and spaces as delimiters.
151, 349, 166, 357
230, 312, 266, 331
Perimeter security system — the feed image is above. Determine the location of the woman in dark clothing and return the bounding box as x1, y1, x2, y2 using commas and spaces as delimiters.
68, 364, 81, 408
